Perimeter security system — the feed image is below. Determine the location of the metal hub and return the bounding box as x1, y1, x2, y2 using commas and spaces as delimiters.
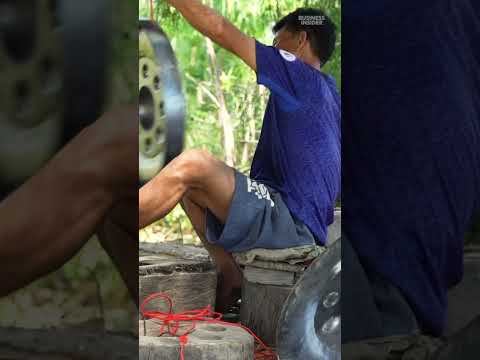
138, 56, 167, 160
139, 86, 155, 131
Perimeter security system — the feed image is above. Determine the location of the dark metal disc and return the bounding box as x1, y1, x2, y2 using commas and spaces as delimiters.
0, 0, 65, 189
276, 239, 341, 360
60, 0, 111, 140
0, 0, 110, 194
138, 20, 185, 184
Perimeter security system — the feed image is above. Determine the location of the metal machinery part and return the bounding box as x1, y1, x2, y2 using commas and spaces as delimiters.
60, 0, 110, 140
276, 239, 341, 360
0, 0, 109, 191
139, 20, 185, 185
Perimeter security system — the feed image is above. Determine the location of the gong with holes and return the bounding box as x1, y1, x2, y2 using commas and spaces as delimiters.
0, 0, 109, 192
276, 239, 341, 360
139, 20, 185, 184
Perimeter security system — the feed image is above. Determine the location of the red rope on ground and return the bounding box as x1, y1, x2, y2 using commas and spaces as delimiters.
140, 292, 278, 360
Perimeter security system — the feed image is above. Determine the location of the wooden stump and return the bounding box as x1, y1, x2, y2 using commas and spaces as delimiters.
240, 267, 298, 346
139, 320, 254, 360
139, 243, 217, 313
238, 213, 340, 346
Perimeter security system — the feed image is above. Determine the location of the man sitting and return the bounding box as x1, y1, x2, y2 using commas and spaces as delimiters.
139, 1, 340, 311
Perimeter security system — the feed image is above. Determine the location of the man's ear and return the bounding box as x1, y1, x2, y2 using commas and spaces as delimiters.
294, 31, 308, 57
298, 31, 308, 47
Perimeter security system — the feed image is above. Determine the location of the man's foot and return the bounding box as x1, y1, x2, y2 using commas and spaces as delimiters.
215, 269, 243, 313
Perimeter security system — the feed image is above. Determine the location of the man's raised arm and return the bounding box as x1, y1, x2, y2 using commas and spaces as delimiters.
166, 0, 256, 71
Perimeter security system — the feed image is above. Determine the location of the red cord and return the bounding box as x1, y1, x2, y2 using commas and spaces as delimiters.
140, 292, 278, 360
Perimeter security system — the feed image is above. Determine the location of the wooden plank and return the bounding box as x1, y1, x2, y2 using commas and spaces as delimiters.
0, 327, 137, 359
243, 266, 295, 286
139, 256, 214, 276
139, 242, 210, 262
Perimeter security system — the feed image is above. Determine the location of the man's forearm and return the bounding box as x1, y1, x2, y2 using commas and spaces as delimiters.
167, 0, 234, 52
138, 182, 164, 230
166, 0, 257, 70
0, 126, 114, 296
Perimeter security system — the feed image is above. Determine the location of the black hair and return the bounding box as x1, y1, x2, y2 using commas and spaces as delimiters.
273, 8, 337, 65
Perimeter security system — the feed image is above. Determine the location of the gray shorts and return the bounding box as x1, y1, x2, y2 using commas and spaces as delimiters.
205, 170, 316, 253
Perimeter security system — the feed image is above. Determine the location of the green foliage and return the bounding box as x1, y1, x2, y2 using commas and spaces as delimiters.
109, 0, 138, 104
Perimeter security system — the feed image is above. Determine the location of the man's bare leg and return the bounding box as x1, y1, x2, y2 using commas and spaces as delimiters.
139, 149, 243, 311
97, 219, 138, 307
181, 196, 242, 312
139, 149, 235, 228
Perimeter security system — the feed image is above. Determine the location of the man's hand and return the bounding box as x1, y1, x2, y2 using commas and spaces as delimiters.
166, 0, 257, 71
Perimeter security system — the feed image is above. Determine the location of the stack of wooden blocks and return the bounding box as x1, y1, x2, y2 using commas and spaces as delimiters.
239, 209, 341, 346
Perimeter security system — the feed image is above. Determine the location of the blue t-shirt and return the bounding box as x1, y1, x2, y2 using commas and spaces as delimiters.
343, 0, 480, 336
251, 41, 341, 245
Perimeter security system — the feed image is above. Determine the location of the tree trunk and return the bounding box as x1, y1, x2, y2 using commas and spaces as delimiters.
241, 86, 255, 165
205, 37, 236, 167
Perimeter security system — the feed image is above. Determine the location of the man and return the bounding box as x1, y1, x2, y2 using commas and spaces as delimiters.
139, 1, 340, 310
342, 0, 480, 357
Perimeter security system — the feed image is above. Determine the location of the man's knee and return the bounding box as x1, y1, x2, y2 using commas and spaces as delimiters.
174, 149, 216, 185
180, 193, 197, 212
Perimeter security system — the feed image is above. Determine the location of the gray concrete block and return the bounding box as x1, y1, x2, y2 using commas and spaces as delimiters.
139, 321, 254, 360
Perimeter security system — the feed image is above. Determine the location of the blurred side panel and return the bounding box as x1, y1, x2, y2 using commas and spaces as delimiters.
0, 0, 138, 358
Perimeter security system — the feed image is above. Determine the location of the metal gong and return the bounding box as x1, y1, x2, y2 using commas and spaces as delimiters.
0, 0, 65, 186
60, 0, 110, 140
139, 20, 185, 184
276, 239, 341, 360
0, 0, 109, 189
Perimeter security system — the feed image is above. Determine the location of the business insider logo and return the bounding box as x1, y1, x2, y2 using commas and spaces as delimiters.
298, 15, 325, 25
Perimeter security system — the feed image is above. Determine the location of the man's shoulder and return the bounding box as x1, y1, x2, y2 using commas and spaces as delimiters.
307, 71, 339, 107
